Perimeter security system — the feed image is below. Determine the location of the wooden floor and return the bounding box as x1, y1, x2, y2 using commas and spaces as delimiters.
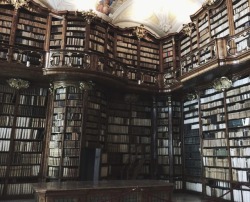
2, 192, 210, 202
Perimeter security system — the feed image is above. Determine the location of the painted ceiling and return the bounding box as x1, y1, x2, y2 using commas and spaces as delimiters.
35, 0, 206, 37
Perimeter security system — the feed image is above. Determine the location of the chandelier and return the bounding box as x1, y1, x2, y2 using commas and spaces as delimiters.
9, 0, 30, 9
213, 76, 232, 92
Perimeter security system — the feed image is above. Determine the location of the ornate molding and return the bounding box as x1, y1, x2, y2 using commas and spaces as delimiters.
7, 0, 30, 9
213, 76, 232, 92
202, 0, 219, 7
79, 81, 94, 91
133, 24, 146, 40
82, 9, 98, 24
182, 22, 195, 37
186, 93, 198, 101
7, 78, 30, 89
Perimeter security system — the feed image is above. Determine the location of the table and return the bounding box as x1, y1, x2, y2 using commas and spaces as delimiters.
32, 180, 173, 202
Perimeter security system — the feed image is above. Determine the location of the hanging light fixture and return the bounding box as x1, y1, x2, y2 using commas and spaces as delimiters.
213, 76, 232, 92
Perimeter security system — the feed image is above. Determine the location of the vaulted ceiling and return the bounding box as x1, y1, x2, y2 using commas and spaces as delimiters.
35, 0, 205, 37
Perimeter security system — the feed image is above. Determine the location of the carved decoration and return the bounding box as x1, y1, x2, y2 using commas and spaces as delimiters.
202, 0, 219, 7
133, 24, 146, 40
186, 93, 198, 101
7, 78, 30, 89
182, 22, 195, 37
79, 81, 94, 91
213, 76, 232, 92
8, 0, 30, 9
82, 9, 98, 24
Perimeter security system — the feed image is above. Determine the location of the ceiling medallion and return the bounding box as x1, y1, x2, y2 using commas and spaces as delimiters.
9, 0, 30, 9
82, 9, 98, 24
213, 76, 232, 92
7, 78, 30, 89
182, 22, 195, 37
133, 24, 146, 40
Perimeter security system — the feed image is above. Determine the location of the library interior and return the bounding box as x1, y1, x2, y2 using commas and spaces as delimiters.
0, 0, 250, 201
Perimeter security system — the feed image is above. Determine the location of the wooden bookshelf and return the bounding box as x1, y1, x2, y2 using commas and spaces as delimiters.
172, 101, 182, 189
0, 5, 14, 45
226, 76, 250, 201
116, 33, 138, 67
233, 0, 250, 34
89, 24, 106, 53
156, 96, 170, 180
0, 84, 48, 200
0, 0, 250, 201
47, 83, 83, 181
49, 15, 63, 50
209, 1, 230, 39
15, 8, 47, 49
200, 88, 231, 200
183, 96, 202, 192
139, 40, 160, 70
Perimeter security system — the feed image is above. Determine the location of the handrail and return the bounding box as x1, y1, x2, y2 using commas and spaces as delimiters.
226, 29, 250, 57
1, 31, 250, 90
0, 43, 45, 68
179, 38, 218, 77
45, 49, 159, 87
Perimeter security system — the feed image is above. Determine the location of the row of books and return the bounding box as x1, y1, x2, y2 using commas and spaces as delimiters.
206, 186, 231, 200
16, 117, 45, 128
230, 147, 250, 156
8, 165, 40, 177
19, 95, 46, 106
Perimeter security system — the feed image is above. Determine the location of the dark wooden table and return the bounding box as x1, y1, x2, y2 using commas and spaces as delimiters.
32, 180, 173, 202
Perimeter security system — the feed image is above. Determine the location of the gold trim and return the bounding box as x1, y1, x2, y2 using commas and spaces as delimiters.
79, 81, 94, 90
213, 76, 232, 92
182, 23, 195, 37
7, 78, 30, 89
133, 24, 146, 40
9, 0, 30, 9
82, 9, 97, 24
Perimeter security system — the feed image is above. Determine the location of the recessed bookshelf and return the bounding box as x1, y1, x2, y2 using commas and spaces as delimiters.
183, 96, 202, 191
198, 12, 210, 48
47, 84, 83, 180
0, 5, 13, 45
16, 8, 47, 49
139, 40, 160, 70
232, 0, 250, 34
0, 84, 48, 199
200, 88, 231, 200
156, 97, 170, 180
65, 17, 86, 51
50, 16, 63, 49
116, 34, 138, 66
89, 24, 106, 53
209, 2, 229, 38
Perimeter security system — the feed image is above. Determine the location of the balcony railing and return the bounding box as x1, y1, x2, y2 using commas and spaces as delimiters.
1, 31, 250, 91
45, 50, 159, 87
0, 44, 44, 68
